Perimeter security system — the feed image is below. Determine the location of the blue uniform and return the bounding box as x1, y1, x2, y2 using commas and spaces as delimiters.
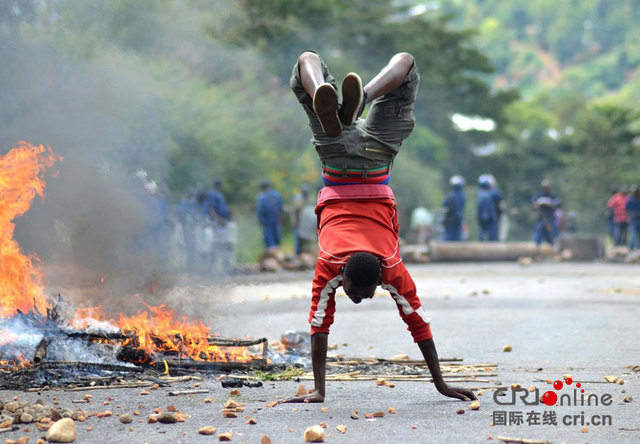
257, 189, 284, 248
205, 189, 231, 221
477, 186, 499, 241
532, 192, 560, 245
442, 189, 465, 241
626, 195, 640, 249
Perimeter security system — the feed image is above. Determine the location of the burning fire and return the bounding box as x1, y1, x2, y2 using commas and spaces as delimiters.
73, 305, 254, 364
0, 142, 257, 371
0, 142, 59, 318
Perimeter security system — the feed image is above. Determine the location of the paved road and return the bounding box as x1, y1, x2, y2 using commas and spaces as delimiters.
2, 262, 638, 443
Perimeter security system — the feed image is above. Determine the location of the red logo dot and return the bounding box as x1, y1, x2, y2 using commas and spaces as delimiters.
576, 383, 581, 388
542, 391, 558, 406
564, 377, 573, 385
553, 380, 563, 390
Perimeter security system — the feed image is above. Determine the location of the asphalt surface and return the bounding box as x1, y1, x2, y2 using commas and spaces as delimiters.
2, 261, 639, 443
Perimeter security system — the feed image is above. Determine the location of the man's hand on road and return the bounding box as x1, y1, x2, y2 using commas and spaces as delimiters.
436, 384, 477, 401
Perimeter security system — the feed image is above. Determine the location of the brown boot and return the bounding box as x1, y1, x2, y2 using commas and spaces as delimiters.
338, 72, 364, 126
313, 83, 341, 137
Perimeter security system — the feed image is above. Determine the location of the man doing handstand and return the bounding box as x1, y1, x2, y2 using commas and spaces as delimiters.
284, 50, 475, 403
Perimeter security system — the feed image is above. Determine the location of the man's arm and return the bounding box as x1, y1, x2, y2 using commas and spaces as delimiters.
282, 333, 328, 403
418, 338, 476, 401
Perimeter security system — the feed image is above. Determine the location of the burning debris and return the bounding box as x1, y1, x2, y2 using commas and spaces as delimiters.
0, 143, 269, 390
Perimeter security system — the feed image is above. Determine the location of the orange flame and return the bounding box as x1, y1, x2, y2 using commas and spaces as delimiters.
0, 142, 60, 318
73, 304, 254, 363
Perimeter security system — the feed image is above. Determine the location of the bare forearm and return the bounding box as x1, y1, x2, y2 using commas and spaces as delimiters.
311, 332, 328, 398
417, 338, 446, 389
418, 338, 476, 401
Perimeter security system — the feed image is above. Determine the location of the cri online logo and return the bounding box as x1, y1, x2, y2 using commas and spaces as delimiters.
541, 377, 582, 406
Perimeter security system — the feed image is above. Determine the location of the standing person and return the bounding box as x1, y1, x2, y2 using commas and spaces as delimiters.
410, 204, 433, 245
283, 50, 474, 404
626, 185, 640, 250
177, 187, 200, 268
205, 179, 236, 273
290, 184, 317, 256
532, 179, 561, 246
256, 180, 284, 252
442, 175, 466, 241
608, 186, 629, 246
476, 175, 499, 241
606, 186, 619, 242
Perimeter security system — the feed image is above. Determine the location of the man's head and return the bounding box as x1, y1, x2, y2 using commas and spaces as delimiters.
342, 252, 381, 304
631, 184, 639, 197
541, 179, 552, 193
213, 179, 223, 191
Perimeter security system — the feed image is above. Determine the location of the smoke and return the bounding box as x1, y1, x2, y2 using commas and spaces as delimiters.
0, 30, 172, 291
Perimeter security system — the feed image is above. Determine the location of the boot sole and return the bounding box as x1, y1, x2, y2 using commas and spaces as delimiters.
339, 72, 363, 126
313, 84, 341, 138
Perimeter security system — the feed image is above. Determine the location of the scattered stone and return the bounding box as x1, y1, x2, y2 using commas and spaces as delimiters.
266, 401, 278, 408
388, 407, 397, 414
245, 418, 257, 425
502, 345, 512, 352
296, 385, 308, 396
204, 398, 213, 403
335, 424, 347, 434
604, 375, 618, 383
391, 354, 410, 361
229, 389, 241, 397
581, 426, 589, 433
518, 257, 533, 266
167, 405, 177, 412
156, 412, 178, 424
319, 423, 327, 428
350, 411, 359, 420
364, 413, 373, 419
119, 414, 133, 424
375, 379, 387, 386
147, 415, 157, 424
528, 386, 536, 392
224, 399, 240, 409
217, 431, 233, 441
623, 396, 632, 403
303, 425, 325, 442
45, 418, 77, 443
5, 437, 29, 444
456, 408, 465, 414
198, 426, 217, 435
510, 384, 521, 389
261, 435, 271, 444
150, 383, 160, 390
140, 390, 150, 395
617, 378, 625, 385
469, 400, 481, 411
320, 407, 328, 413
222, 410, 237, 418
372, 411, 385, 418
5, 402, 20, 413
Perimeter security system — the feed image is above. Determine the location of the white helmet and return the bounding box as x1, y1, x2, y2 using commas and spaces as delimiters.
450, 175, 465, 187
